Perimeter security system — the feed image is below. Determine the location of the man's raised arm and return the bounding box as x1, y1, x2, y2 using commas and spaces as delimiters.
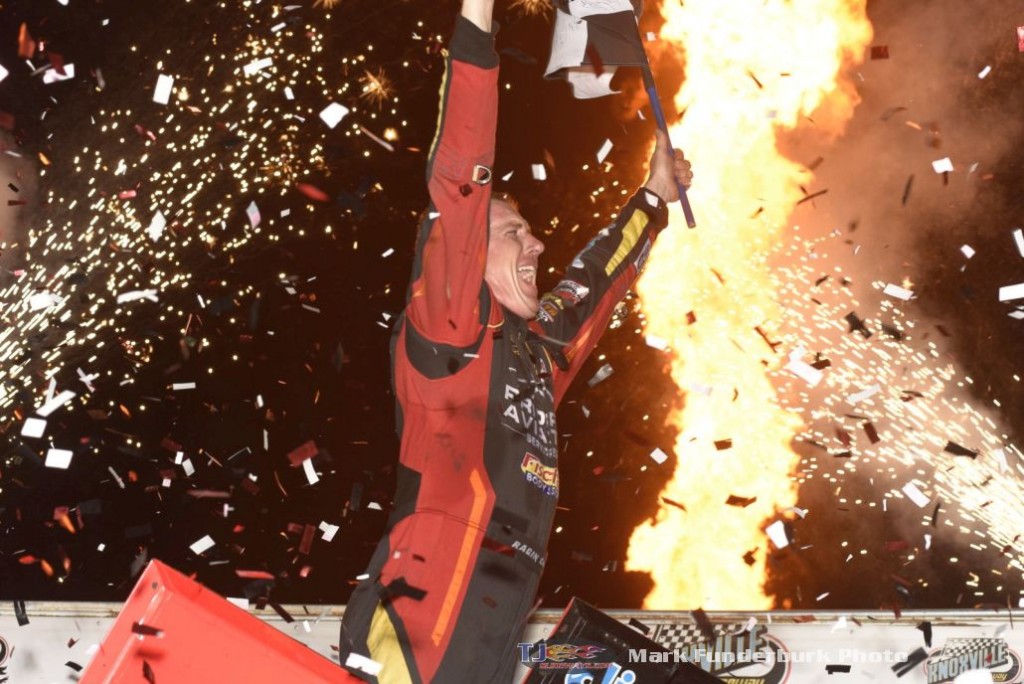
531, 131, 692, 405
461, 0, 495, 31
404, 0, 499, 348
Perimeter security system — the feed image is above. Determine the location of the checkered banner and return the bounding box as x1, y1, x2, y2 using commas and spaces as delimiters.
936, 637, 1006, 662
653, 622, 748, 653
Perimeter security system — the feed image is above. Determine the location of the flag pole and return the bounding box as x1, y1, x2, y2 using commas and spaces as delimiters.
640, 65, 696, 228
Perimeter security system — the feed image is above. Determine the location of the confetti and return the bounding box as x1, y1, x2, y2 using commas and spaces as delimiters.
931, 157, 954, 174
45, 448, 74, 469
649, 447, 668, 464
319, 102, 349, 129
596, 139, 613, 163
43, 63, 75, 83
246, 201, 261, 227
37, 390, 77, 417
998, 283, 1024, 302
531, 163, 547, 181
587, 363, 613, 387
882, 283, 914, 300
345, 653, 383, 677
901, 482, 931, 508
21, 417, 47, 438
765, 520, 790, 549
153, 74, 174, 104
189, 535, 215, 555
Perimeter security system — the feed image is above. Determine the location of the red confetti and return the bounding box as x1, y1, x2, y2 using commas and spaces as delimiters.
287, 440, 318, 465
235, 569, 275, 580
18, 23, 35, 59
295, 183, 330, 202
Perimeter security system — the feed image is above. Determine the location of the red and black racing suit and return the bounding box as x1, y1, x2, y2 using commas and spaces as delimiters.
340, 16, 669, 684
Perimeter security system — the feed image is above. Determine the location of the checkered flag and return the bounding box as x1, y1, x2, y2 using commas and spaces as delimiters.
937, 638, 1004, 663
655, 622, 745, 652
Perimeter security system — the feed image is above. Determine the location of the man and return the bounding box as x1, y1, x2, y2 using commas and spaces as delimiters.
340, 0, 692, 681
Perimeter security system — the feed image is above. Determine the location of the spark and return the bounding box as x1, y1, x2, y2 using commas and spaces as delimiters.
359, 68, 393, 109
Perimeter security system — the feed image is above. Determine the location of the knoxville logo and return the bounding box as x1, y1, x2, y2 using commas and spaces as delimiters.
925, 638, 1021, 683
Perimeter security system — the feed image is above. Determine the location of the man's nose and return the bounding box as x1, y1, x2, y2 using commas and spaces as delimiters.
525, 234, 545, 255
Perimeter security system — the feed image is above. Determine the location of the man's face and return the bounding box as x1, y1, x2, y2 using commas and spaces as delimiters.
485, 199, 545, 319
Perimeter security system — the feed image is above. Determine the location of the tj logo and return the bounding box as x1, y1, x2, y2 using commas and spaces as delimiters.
518, 642, 605, 663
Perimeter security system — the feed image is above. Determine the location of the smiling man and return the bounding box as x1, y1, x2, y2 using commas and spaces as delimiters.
339, 0, 691, 682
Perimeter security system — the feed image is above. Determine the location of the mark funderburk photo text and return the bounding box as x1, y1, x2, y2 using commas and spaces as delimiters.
628, 647, 911, 664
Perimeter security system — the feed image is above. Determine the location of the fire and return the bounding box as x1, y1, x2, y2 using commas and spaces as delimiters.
626, 0, 873, 609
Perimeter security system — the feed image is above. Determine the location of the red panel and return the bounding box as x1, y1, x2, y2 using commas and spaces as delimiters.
81, 560, 361, 683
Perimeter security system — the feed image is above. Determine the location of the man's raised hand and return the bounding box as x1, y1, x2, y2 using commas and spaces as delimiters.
643, 129, 693, 204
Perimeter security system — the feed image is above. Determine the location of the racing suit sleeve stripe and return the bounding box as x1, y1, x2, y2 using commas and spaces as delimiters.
367, 602, 419, 684
603, 209, 648, 276
430, 468, 489, 645
531, 190, 669, 406
406, 17, 499, 348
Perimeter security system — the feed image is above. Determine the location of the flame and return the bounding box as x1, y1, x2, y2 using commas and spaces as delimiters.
627, 0, 873, 609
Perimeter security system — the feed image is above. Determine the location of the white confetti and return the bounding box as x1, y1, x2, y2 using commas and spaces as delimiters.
45, 448, 73, 469
931, 157, 954, 174
172, 382, 196, 391
765, 520, 789, 549
246, 201, 261, 227
37, 390, 77, 417
303, 458, 319, 485
588, 363, 613, 387
882, 283, 914, 300
189, 535, 215, 555
998, 283, 1024, 302
43, 63, 75, 84
21, 417, 47, 438
1013, 228, 1024, 257
117, 289, 159, 304
846, 384, 881, 404
29, 291, 61, 311
902, 482, 930, 508
650, 448, 668, 465
0, 63, 8, 83
786, 348, 822, 387
978, 65, 992, 79
345, 653, 383, 677
961, 244, 975, 259
318, 521, 339, 542
531, 163, 547, 181
182, 459, 195, 477
147, 210, 166, 241
645, 334, 669, 351
596, 139, 613, 164
153, 74, 174, 104
242, 57, 273, 77
319, 102, 349, 129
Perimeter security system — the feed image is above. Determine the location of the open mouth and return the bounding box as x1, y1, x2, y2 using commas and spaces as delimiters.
517, 265, 537, 287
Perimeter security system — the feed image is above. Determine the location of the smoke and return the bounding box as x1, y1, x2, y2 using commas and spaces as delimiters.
0, 131, 36, 274
765, 0, 1024, 608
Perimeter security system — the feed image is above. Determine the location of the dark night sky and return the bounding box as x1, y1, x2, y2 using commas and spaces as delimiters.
0, 0, 1023, 615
